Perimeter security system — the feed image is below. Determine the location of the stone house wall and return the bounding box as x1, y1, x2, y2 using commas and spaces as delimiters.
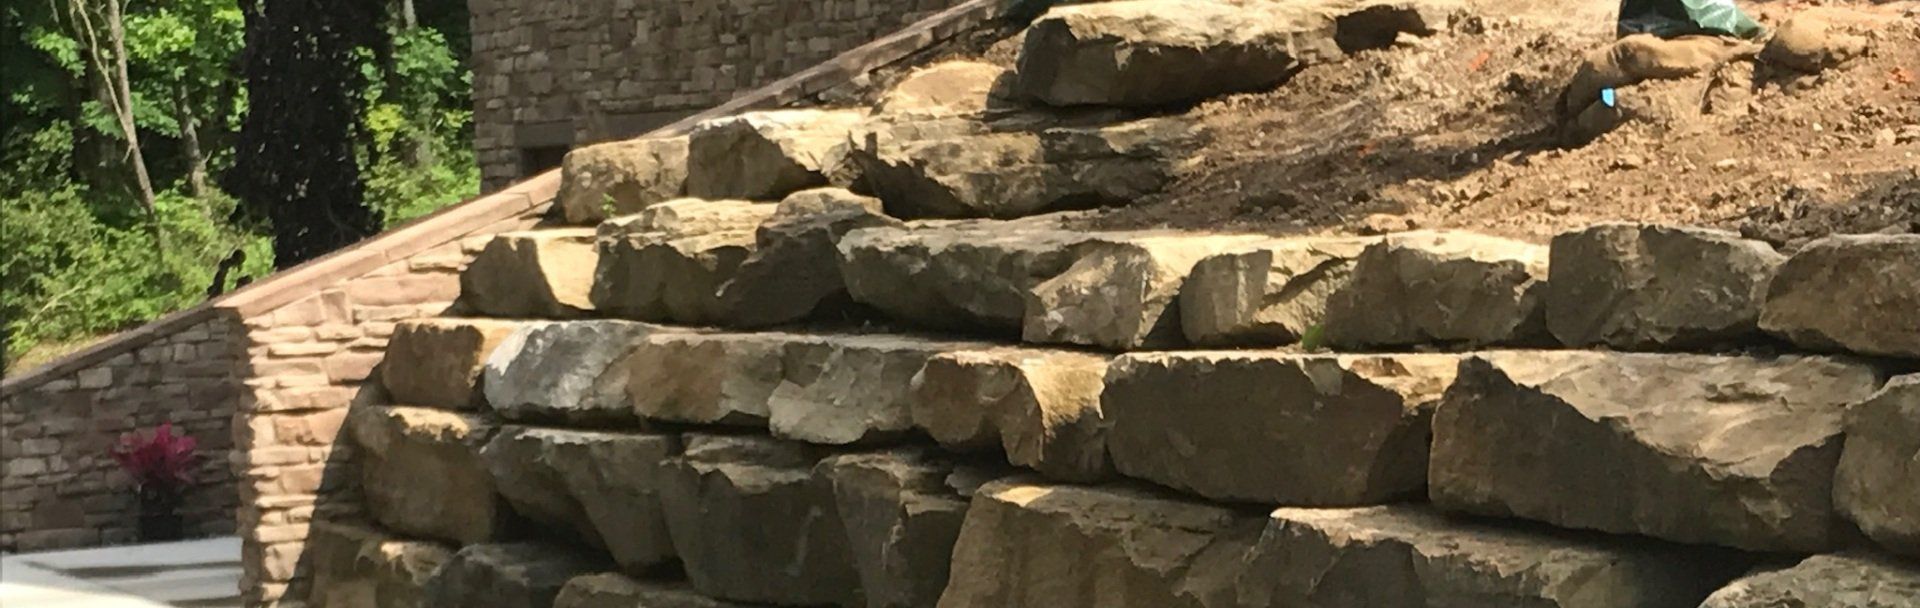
470, 0, 969, 190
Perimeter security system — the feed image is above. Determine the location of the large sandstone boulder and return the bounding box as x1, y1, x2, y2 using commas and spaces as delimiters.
554, 136, 689, 224
593, 227, 758, 325
1698, 552, 1920, 608
1179, 237, 1374, 347
308, 522, 453, 608
767, 334, 991, 445
348, 406, 502, 544
481, 321, 670, 425
1548, 223, 1784, 349
1835, 375, 1920, 557
1240, 505, 1747, 607
604, 197, 778, 237
911, 348, 1113, 482
838, 218, 1096, 334
1015, 0, 1343, 107
715, 188, 902, 327
621, 332, 785, 426
1429, 352, 1884, 552
819, 449, 982, 608
1323, 231, 1550, 348
381, 318, 521, 410
460, 230, 599, 319
685, 109, 866, 200
1761, 234, 1920, 359
840, 117, 1193, 219
1024, 232, 1270, 350
554, 574, 751, 608
657, 434, 860, 605
483, 427, 681, 573
940, 479, 1260, 608
422, 543, 606, 608
1105, 352, 1459, 504
873, 61, 1010, 117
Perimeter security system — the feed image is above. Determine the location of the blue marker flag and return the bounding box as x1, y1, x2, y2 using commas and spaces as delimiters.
1601, 88, 1617, 108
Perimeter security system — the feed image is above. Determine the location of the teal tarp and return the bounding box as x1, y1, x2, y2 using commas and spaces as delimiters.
1619, 0, 1765, 39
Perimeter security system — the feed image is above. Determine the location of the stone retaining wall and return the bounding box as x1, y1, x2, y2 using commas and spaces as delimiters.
470, 0, 971, 190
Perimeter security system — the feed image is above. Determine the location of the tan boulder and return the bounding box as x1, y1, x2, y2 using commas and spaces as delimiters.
481, 321, 672, 425
1105, 352, 1459, 504
819, 449, 986, 608
657, 434, 859, 605
1015, 0, 1343, 107
767, 334, 993, 446
380, 318, 521, 410
591, 199, 773, 324
715, 188, 903, 327
1698, 552, 1920, 608
307, 521, 454, 608
422, 543, 606, 608
1429, 352, 1884, 552
604, 197, 777, 238
1241, 505, 1748, 607
837, 218, 1095, 334
1179, 237, 1374, 347
348, 406, 502, 544
1023, 232, 1270, 350
874, 61, 1010, 117
939, 479, 1260, 608
1323, 231, 1549, 348
555, 136, 689, 224
1835, 375, 1920, 557
483, 427, 681, 573
911, 348, 1113, 482
621, 332, 785, 426
1762, 15, 1868, 74
1547, 223, 1785, 349
555, 574, 752, 608
685, 109, 866, 200
459, 230, 599, 319
1761, 234, 1920, 359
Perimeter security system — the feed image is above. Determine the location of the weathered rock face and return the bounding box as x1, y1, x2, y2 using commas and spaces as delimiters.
1834, 375, 1920, 557
1105, 352, 1459, 505
1024, 233, 1269, 350
381, 318, 521, 409
715, 188, 902, 327
348, 406, 501, 545
838, 218, 1095, 334
768, 334, 989, 445
1547, 223, 1785, 349
685, 109, 866, 200
1015, 0, 1343, 107
554, 574, 751, 608
1429, 352, 1884, 552
555, 136, 690, 224
873, 61, 1010, 117
481, 321, 669, 425
308, 522, 453, 608
1179, 238, 1374, 347
818, 449, 980, 608
940, 479, 1260, 608
1240, 505, 1748, 608
460, 230, 600, 319
657, 434, 859, 605
621, 332, 784, 426
606, 198, 779, 238
1324, 231, 1550, 348
483, 427, 681, 573
912, 349, 1112, 482
1761, 234, 1920, 358
1699, 552, 1920, 608
422, 543, 607, 608
590, 199, 775, 324
841, 118, 1194, 219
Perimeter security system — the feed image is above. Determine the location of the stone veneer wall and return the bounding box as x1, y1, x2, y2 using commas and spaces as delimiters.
469, 0, 969, 190
1, 315, 243, 552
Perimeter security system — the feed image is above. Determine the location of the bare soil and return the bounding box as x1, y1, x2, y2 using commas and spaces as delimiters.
1085, 0, 1920, 249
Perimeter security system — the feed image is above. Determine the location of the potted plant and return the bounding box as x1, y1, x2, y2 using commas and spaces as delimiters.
110, 422, 200, 542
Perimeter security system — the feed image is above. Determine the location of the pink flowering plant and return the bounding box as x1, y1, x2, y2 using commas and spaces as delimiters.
110, 422, 200, 498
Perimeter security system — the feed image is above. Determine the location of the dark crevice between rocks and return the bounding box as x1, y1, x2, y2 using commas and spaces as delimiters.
1335, 6, 1438, 55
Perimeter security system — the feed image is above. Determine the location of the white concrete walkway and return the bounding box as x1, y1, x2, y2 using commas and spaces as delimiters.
0, 537, 241, 607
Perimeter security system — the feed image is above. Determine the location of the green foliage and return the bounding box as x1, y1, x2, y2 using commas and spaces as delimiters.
360, 27, 477, 225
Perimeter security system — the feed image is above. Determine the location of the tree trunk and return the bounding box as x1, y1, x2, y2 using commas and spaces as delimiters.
176, 82, 209, 198
102, 0, 161, 240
